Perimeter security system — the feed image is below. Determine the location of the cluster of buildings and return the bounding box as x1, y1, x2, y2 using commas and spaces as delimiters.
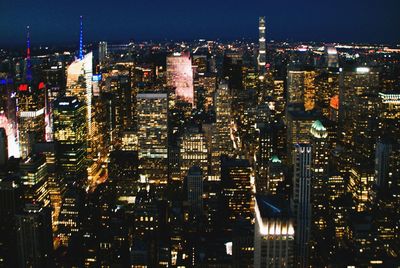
0, 16, 400, 267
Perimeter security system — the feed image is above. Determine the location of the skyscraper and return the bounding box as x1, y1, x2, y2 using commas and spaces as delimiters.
292, 144, 312, 268
53, 96, 87, 185
254, 195, 295, 268
258, 17, 267, 76
15, 204, 53, 268
215, 82, 233, 158
98, 41, 108, 64
186, 166, 204, 216
166, 52, 194, 105
137, 92, 168, 185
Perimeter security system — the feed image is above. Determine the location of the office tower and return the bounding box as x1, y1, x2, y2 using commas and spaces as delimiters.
221, 157, 252, 222
254, 195, 294, 268
324, 45, 339, 68
315, 68, 340, 117
286, 109, 317, 165
292, 144, 312, 268
137, 92, 168, 185
179, 126, 208, 179
215, 82, 233, 157
0, 128, 7, 166
339, 67, 379, 147
34, 142, 63, 229
273, 80, 285, 115
310, 120, 329, 178
66, 52, 93, 139
192, 54, 208, 74
377, 92, 400, 139
104, 75, 134, 132
348, 164, 375, 212
20, 155, 51, 207
267, 156, 285, 195
166, 52, 194, 105
53, 96, 87, 185
258, 16, 267, 76
186, 166, 204, 216
98, 41, 108, 63
193, 73, 216, 112
222, 52, 243, 91
17, 80, 46, 159
58, 188, 84, 246
374, 139, 393, 188
254, 124, 273, 193
286, 68, 317, 110
15, 204, 53, 268
108, 150, 139, 202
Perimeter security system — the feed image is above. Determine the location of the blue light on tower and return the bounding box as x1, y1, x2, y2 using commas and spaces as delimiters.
79, 16, 83, 60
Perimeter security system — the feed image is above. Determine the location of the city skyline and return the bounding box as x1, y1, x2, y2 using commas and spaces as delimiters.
1, 0, 400, 47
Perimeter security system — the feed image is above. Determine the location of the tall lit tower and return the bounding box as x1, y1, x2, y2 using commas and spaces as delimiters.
26, 26, 32, 82
258, 17, 266, 75
292, 144, 312, 268
79, 16, 83, 60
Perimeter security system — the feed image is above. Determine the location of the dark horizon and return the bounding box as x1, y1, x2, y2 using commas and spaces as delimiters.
1, 0, 400, 48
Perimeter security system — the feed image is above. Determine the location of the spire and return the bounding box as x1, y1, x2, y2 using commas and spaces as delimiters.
79, 15, 83, 60
26, 25, 32, 81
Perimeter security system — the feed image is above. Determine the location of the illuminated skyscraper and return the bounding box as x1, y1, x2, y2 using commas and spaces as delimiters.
98, 41, 108, 64
292, 144, 312, 268
221, 157, 252, 222
17, 81, 46, 159
254, 195, 295, 268
20, 155, 50, 207
258, 17, 267, 76
179, 127, 208, 179
137, 92, 168, 185
215, 82, 233, 157
324, 45, 339, 68
287, 68, 317, 111
53, 96, 87, 185
166, 52, 194, 105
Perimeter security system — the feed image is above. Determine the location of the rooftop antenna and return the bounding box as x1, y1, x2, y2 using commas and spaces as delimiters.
26, 26, 32, 81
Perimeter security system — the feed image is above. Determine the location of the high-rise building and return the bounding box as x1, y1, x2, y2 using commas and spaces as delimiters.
258, 17, 267, 76
215, 82, 233, 158
15, 204, 53, 268
17, 81, 46, 159
292, 144, 312, 268
166, 52, 194, 105
179, 126, 208, 179
137, 92, 168, 185
20, 155, 50, 207
53, 96, 87, 185
221, 157, 252, 222
186, 166, 204, 216
98, 41, 108, 64
286, 68, 317, 111
254, 195, 294, 268
324, 45, 339, 68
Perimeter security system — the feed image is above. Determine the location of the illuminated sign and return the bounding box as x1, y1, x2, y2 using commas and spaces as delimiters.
356, 67, 370, 74
92, 74, 102, 81
18, 84, 28, 91
38, 82, 45, 89
19, 108, 45, 118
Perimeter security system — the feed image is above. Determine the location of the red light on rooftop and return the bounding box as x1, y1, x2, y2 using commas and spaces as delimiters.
19, 84, 28, 91
38, 82, 45, 89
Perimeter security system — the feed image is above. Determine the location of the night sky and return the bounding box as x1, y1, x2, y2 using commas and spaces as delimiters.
1, 0, 399, 47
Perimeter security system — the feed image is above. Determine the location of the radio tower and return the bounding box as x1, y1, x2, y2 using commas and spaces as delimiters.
79, 15, 83, 60
26, 26, 32, 81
